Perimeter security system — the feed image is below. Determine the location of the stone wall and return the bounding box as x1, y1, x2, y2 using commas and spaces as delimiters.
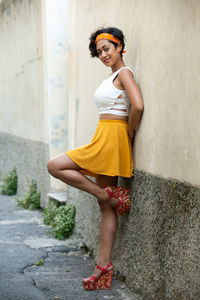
67, 171, 200, 299
0, 132, 50, 207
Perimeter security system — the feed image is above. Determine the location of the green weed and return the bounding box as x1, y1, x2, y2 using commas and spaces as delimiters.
43, 202, 58, 225
34, 258, 44, 266
44, 204, 76, 240
16, 179, 40, 210
1, 168, 17, 195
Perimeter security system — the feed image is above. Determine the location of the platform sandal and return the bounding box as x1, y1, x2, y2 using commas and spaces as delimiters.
114, 186, 131, 215
104, 186, 131, 215
82, 262, 113, 290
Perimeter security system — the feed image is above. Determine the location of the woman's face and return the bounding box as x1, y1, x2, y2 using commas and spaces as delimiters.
96, 39, 122, 67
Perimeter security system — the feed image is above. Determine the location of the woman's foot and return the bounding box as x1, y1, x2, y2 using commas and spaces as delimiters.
104, 186, 131, 215
82, 262, 113, 290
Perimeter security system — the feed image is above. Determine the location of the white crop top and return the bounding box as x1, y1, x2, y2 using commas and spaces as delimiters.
94, 67, 134, 116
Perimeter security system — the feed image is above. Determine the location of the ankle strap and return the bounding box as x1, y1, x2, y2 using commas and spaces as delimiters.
104, 187, 115, 201
96, 262, 113, 273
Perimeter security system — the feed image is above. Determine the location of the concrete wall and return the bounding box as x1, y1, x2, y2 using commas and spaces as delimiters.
66, 1, 200, 299
0, 0, 49, 206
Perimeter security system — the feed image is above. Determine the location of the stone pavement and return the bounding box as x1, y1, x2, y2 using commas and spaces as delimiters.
0, 194, 142, 300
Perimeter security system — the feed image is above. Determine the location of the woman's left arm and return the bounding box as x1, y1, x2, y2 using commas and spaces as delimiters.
119, 69, 144, 141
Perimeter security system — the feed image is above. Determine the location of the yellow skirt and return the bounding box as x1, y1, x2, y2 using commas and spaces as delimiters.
65, 119, 133, 178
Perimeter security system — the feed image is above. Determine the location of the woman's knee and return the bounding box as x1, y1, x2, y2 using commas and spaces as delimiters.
47, 159, 59, 177
97, 198, 113, 213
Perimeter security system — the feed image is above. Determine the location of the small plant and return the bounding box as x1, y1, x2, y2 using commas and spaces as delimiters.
43, 202, 58, 225
34, 258, 44, 266
49, 204, 76, 240
16, 179, 40, 210
1, 168, 17, 195
78, 244, 93, 257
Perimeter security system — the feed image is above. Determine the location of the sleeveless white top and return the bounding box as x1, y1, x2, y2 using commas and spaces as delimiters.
94, 67, 134, 116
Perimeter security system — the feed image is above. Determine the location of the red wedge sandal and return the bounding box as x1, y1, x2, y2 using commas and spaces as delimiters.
104, 186, 131, 215
82, 262, 113, 290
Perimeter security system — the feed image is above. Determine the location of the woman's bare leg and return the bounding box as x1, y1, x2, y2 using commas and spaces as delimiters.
47, 153, 118, 206
48, 154, 118, 279
90, 175, 118, 278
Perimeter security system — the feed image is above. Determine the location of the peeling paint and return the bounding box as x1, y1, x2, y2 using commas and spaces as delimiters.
50, 128, 68, 147
48, 75, 64, 97
52, 42, 69, 55
50, 115, 68, 147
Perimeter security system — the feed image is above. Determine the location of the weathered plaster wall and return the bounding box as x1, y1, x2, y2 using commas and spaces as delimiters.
42, 0, 69, 192
132, 0, 200, 187
66, 0, 200, 298
0, 0, 45, 142
0, 0, 71, 201
0, 0, 49, 206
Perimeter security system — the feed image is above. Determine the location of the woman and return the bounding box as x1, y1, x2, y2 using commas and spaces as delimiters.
47, 27, 144, 290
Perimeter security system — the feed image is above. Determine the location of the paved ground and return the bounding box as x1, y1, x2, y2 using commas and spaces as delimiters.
0, 194, 142, 300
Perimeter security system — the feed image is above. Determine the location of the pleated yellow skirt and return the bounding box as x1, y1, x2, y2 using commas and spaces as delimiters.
65, 119, 133, 178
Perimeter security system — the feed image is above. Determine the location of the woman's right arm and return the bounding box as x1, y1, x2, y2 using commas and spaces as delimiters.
118, 69, 144, 141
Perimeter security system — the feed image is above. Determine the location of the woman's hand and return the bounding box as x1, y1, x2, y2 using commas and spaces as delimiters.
128, 129, 135, 145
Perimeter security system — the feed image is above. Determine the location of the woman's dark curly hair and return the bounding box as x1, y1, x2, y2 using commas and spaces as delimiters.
89, 27, 125, 58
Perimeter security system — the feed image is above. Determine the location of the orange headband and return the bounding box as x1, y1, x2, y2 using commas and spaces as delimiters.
95, 33, 120, 44
95, 33, 126, 53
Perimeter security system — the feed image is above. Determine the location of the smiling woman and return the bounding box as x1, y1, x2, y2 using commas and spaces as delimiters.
89, 28, 125, 58
47, 26, 144, 291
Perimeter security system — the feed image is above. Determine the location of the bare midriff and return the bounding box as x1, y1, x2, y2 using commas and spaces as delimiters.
99, 113, 128, 121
